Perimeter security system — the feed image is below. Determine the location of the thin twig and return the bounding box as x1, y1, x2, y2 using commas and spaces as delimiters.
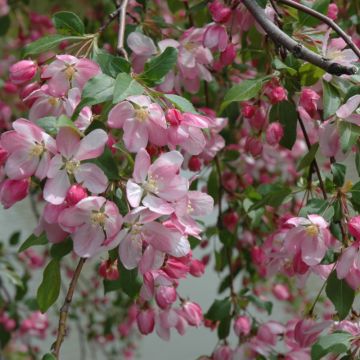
241, 0, 357, 76
184, 1, 194, 27
52, 258, 86, 359
98, 6, 122, 33
277, 0, 360, 60
116, 0, 129, 59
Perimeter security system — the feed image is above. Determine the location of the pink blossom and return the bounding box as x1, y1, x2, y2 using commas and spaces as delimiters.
41, 55, 100, 96
126, 149, 188, 214
0, 0, 9, 16
98, 259, 119, 281
327, 3, 338, 20
272, 284, 291, 301
44, 127, 108, 205
189, 259, 205, 277
213, 345, 233, 360
188, 156, 202, 171
59, 196, 123, 257
299, 88, 320, 117
284, 215, 331, 266
0, 178, 30, 209
65, 184, 88, 206
336, 243, 360, 289
180, 301, 202, 327
223, 211, 239, 232
108, 95, 167, 152
349, 216, 360, 241
234, 315, 251, 337
203, 24, 228, 52
1, 119, 56, 180
209, 0, 232, 23
266, 122, 284, 145
127, 32, 157, 57
9, 60, 37, 85
155, 285, 177, 309
137, 308, 155, 335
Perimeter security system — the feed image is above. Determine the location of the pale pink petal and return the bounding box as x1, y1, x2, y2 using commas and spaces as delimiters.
157, 176, 188, 202
73, 224, 105, 258
1, 130, 32, 153
337, 246, 357, 279
336, 95, 360, 119
75, 129, 108, 161
127, 32, 157, 56
133, 148, 151, 183
119, 232, 143, 269
35, 153, 51, 180
139, 245, 165, 274
181, 127, 206, 155
58, 206, 87, 232
107, 101, 134, 129
188, 191, 214, 216
182, 113, 210, 128
104, 201, 123, 238
319, 120, 340, 157
148, 103, 167, 128
12, 119, 44, 143
76, 196, 105, 211
142, 194, 174, 215
301, 235, 326, 266
5, 150, 38, 179
147, 123, 168, 147
43, 170, 70, 205
308, 214, 328, 228
47, 154, 64, 178
56, 127, 80, 159
126, 179, 143, 208
123, 118, 149, 152
74, 163, 108, 194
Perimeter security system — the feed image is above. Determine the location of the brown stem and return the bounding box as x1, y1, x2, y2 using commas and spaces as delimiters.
52, 258, 86, 359
241, 0, 357, 76
277, 0, 360, 61
184, 1, 194, 27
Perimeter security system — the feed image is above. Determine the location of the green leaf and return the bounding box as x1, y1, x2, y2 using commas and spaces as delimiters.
325, 271, 355, 320
272, 58, 297, 76
50, 238, 73, 259
163, 94, 198, 114
221, 78, 264, 111
299, 63, 325, 86
37, 115, 79, 136
82, 73, 115, 104
299, 198, 334, 222
299, 0, 330, 27
94, 51, 131, 77
18, 233, 48, 253
323, 81, 341, 119
113, 73, 144, 103
297, 143, 319, 171
23, 34, 84, 57
247, 294, 273, 315
269, 101, 298, 149
0, 15, 10, 36
9, 232, 21, 246
249, 187, 292, 211
53, 11, 85, 35
218, 316, 231, 339
355, 148, 360, 177
88, 147, 119, 180
311, 332, 351, 360
37, 259, 61, 313
42, 354, 57, 360
2, 266, 23, 288
205, 298, 231, 321
339, 121, 360, 153
344, 85, 360, 102
350, 181, 360, 208
331, 163, 346, 187
117, 261, 141, 298
138, 47, 178, 86
207, 168, 219, 203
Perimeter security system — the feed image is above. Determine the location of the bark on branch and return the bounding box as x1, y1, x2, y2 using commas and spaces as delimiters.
242, 0, 357, 76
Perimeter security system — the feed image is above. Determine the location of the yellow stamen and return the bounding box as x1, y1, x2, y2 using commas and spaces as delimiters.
65, 160, 80, 174
90, 211, 107, 226
135, 108, 148, 122
306, 224, 319, 237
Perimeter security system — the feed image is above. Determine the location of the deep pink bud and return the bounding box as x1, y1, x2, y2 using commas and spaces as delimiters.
219, 43, 236, 67
166, 108, 183, 126
348, 216, 360, 241
223, 211, 239, 232
213, 345, 233, 360
327, 3, 338, 20
0, 179, 30, 209
137, 308, 155, 335
163, 257, 190, 279
251, 246, 265, 266
266, 122, 284, 145
272, 284, 291, 301
181, 301, 203, 326
155, 285, 177, 309
222, 171, 238, 192
3, 82, 17, 94
267, 86, 287, 104
20, 82, 41, 106
9, 60, 37, 85
249, 106, 267, 130
293, 251, 309, 275
189, 259, 205, 277
245, 137, 263, 157
65, 184, 88, 206
188, 156, 202, 172
98, 259, 119, 281
299, 88, 320, 116
242, 103, 256, 118
209, 0, 232, 23
233, 315, 251, 337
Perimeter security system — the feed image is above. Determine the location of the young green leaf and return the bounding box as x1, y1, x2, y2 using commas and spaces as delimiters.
205, 298, 231, 321
311, 332, 351, 360
297, 143, 319, 171
298, 0, 330, 27
113, 73, 144, 103
18, 233, 48, 253
94, 51, 131, 77
323, 81, 341, 119
339, 121, 360, 153
37, 259, 61, 313
52, 11, 85, 35
163, 94, 198, 114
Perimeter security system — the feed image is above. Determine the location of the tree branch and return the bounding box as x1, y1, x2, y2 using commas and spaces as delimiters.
241, 0, 357, 76
277, 0, 360, 61
116, 0, 129, 59
52, 258, 86, 359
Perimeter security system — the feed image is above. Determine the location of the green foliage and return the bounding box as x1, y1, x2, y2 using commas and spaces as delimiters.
311, 332, 351, 360
37, 115, 79, 136
163, 94, 198, 114
323, 81, 341, 119
297, 143, 319, 171
37, 259, 61, 313
339, 121, 360, 153
299, 63, 325, 86
18, 233, 48, 253
331, 163, 346, 187
94, 51, 131, 77
298, 0, 330, 27
205, 298, 231, 321
50, 238, 73, 259
0, 15, 10, 36
52, 11, 85, 35
113, 73, 144, 103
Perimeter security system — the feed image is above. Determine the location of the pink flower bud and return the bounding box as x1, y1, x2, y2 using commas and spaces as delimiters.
213, 345, 233, 360
266, 122, 284, 145
233, 315, 251, 337
98, 259, 120, 281
223, 211, 239, 232
3, 81, 17, 94
20, 82, 41, 106
299, 88, 320, 116
272, 283, 291, 301
65, 184, 87, 206
188, 156, 202, 172
242, 103, 256, 118
189, 259, 205, 277
267, 86, 287, 104
245, 137, 263, 157
251, 246, 265, 266
219, 43, 236, 67
327, 3, 338, 20
0, 179, 30, 209
4, 318, 16, 331
249, 106, 267, 130
222, 171, 238, 192
348, 216, 360, 241
155, 286, 177, 309
9, 60, 37, 85
209, 0, 232, 23
137, 308, 155, 335
181, 301, 203, 326
163, 257, 190, 279
166, 108, 183, 126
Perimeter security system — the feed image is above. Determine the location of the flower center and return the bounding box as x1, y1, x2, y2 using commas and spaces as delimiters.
48, 97, 59, 106
135, 108, 148, 122
143, 176, 158, 193
65, 160, 80, 174
184, 42, 196, 51
305, 224, 319, 237
64, 64, 76, 80
30, 143, 44, 157
91, 211, 107, 226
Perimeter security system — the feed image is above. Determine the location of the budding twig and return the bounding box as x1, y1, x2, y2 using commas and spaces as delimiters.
241, 0, 357, 76
52, 258, 86, 359
277, 0, 360, 61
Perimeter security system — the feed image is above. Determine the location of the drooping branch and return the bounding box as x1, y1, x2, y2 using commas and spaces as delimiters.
52, 258, 86, 359
277, 0, 360, 60
241, 0, 357, 76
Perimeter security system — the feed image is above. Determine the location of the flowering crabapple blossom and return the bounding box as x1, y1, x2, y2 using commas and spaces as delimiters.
9, 60, 37, 85
43, 127, 108, 205
59, 196, 123, 257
